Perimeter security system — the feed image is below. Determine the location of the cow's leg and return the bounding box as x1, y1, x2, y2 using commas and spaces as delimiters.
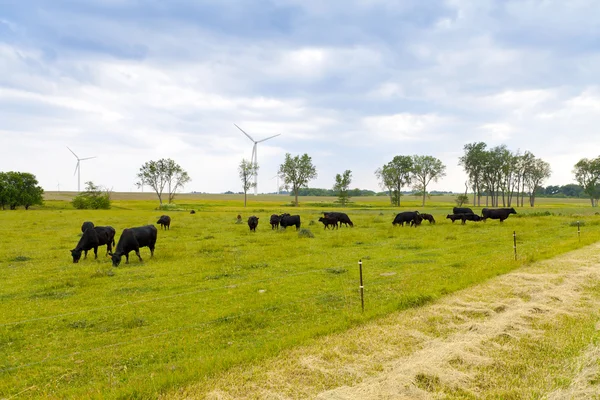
93, 247, 98, 259
84, 249, 88, 259
135, 250, 143, 262
125, 253, 130, 264
150, 246, 154, 257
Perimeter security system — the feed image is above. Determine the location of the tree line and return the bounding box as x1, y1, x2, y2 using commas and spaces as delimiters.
3, 146, 600, 211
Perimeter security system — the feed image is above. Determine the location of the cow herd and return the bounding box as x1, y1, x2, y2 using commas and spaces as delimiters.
249, 212, 354, 232
249, 207, 516, 232
70, 207, 517, 265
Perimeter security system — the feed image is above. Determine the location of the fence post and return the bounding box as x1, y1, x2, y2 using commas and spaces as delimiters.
513, 231, 517, 261
578, 221, 581, 242
358, 259, 364, 312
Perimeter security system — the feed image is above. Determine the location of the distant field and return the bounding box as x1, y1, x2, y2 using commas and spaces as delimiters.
1, 196, 599, 398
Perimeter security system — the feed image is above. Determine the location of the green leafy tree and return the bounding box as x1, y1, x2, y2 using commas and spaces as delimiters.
411, 155, 446, 206
333, 170, 352, 206
525, 158, 551, 207
375, 156, 413, 206
459, 142, 487, 206
278, 153, 318, 206
72, 181, 111, 209
0, 172, 44, 210
573, 157, 600, 207
239, 159, 258, 207
136, 158, 191, 205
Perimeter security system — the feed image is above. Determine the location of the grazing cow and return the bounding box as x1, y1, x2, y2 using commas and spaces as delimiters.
110, 225, 158, 267
157, 215, 171, 230
318, 216, 338, 229
248, 216, 259, 232
446, 213, 482, 225
392, 211, 422, 227
190, 210, 196, 214
323, 212, 354, 227
279, 214, 301, 230
420, 213, 436, 224
453, 207, 474, 215
269, 214, 281, 230
71, 226, 116, 263
482, 207, 517, 222
81, 221, 94, 233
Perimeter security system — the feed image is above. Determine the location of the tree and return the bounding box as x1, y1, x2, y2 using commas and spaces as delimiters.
455, 194, 469, 206
239, 159, 258, 207
411, 155, 446, 206
136, 159, 191, 205
459, 142, 487, 207
525, 158, 551, 207
333, 170, 352, 206
375, 156, 413, 206
0, 171, 44, 210
278, 153, 318, 206
72, 181, 111, 209
573, 157, 600, 207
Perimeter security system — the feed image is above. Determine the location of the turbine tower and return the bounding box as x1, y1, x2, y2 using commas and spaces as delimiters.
234, 124, 280, 195
272, 174, 280, 195
67, 147, 96, 192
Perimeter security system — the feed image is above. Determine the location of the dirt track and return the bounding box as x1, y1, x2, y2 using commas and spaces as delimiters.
170, 243, 600, 399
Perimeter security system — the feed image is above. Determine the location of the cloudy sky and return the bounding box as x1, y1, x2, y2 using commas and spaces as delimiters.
1, 0, 599, 194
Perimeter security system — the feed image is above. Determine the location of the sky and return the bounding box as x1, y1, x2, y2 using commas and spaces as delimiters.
1, 0, 600, 194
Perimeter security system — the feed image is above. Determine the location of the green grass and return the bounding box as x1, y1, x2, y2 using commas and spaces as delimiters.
1, 195, 600, 398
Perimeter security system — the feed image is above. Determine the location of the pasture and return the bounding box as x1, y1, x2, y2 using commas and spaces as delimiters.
1, 193, 599, 398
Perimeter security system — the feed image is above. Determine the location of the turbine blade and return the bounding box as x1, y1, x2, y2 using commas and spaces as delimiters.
67, 146, 78, 159
251, 144, 257, 164
79, 156, 97, 161
257, 133, 281, 143
234, 124, 255, 142
73, 162, 80, 176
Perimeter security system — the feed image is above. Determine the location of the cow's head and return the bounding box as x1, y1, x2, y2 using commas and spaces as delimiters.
510, 208, 517, 214
71, 249, 82, 263
110, 252, 122, 267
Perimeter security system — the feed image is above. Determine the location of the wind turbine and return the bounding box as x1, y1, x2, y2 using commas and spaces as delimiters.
67, 146, 96, 192
234, 124, 280, 195
272, 174, 280, 195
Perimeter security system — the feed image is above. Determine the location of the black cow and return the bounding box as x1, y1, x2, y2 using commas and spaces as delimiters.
323, 212, 354, 227
482, 207, 517, 222
446, 214, 462, 223
190, 210, 196, 214
71, 226, 116, 263
280, 214, 301, 230
393, 211, 422, 227
446, 213, 482, 224
81, 221, 94, 233
248, 216, 259, 232
269, 214, 281, 230
110, 225, 158, 267
318, 216, 338, 229
453, 207, 474, 214
420, 213, 436, 224
157, 215, 171, 230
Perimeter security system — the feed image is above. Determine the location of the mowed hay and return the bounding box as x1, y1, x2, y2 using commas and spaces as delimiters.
169, 243, 600, 399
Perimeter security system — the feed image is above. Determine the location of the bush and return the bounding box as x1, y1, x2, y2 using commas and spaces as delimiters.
298, 229, 314, 238
72, 181, 111, 210
455, 194, 469, 206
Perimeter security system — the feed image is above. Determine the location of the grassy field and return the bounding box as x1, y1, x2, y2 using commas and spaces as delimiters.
1, 193, 599, 398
